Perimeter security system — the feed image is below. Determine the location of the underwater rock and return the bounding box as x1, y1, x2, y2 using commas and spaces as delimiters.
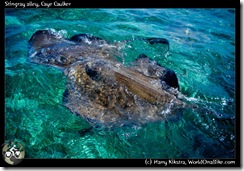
28, 29, 185, 127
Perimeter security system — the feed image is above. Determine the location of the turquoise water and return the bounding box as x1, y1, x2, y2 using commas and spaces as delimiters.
5, 9, 235, 159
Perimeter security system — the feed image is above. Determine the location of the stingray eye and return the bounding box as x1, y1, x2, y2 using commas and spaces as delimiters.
58, 56, 66, 63
85, 65, 100, 81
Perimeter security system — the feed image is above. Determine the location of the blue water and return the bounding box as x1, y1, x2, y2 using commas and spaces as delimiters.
5, 9, 235, 159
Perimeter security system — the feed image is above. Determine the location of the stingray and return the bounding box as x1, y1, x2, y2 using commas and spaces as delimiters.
28, 30, 186, 127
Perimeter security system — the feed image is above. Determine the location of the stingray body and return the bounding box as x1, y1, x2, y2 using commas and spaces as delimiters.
28, 30, 185, 127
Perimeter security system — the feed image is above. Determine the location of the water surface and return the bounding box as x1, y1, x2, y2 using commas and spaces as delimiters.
5, 8, 235, 158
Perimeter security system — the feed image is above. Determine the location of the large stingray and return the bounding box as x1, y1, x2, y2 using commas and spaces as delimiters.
28, 30, 186, 127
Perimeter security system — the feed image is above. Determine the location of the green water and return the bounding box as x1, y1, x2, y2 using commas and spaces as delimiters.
5, 9, 235, 158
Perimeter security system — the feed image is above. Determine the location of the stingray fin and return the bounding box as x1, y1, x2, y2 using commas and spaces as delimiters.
62, 87, 84, 117
122, 37, 169, 53
145, 38, 170, 51
62, 81, 107, 127
160, 69, 180, 90
134, 54, 179, 90
28, 30, 63, 50
28, 30, 85, 68
134, 53, 161, 73
69, 34, 108, 45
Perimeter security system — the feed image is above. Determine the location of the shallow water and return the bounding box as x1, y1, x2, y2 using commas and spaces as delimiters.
5, 9, 235, 158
